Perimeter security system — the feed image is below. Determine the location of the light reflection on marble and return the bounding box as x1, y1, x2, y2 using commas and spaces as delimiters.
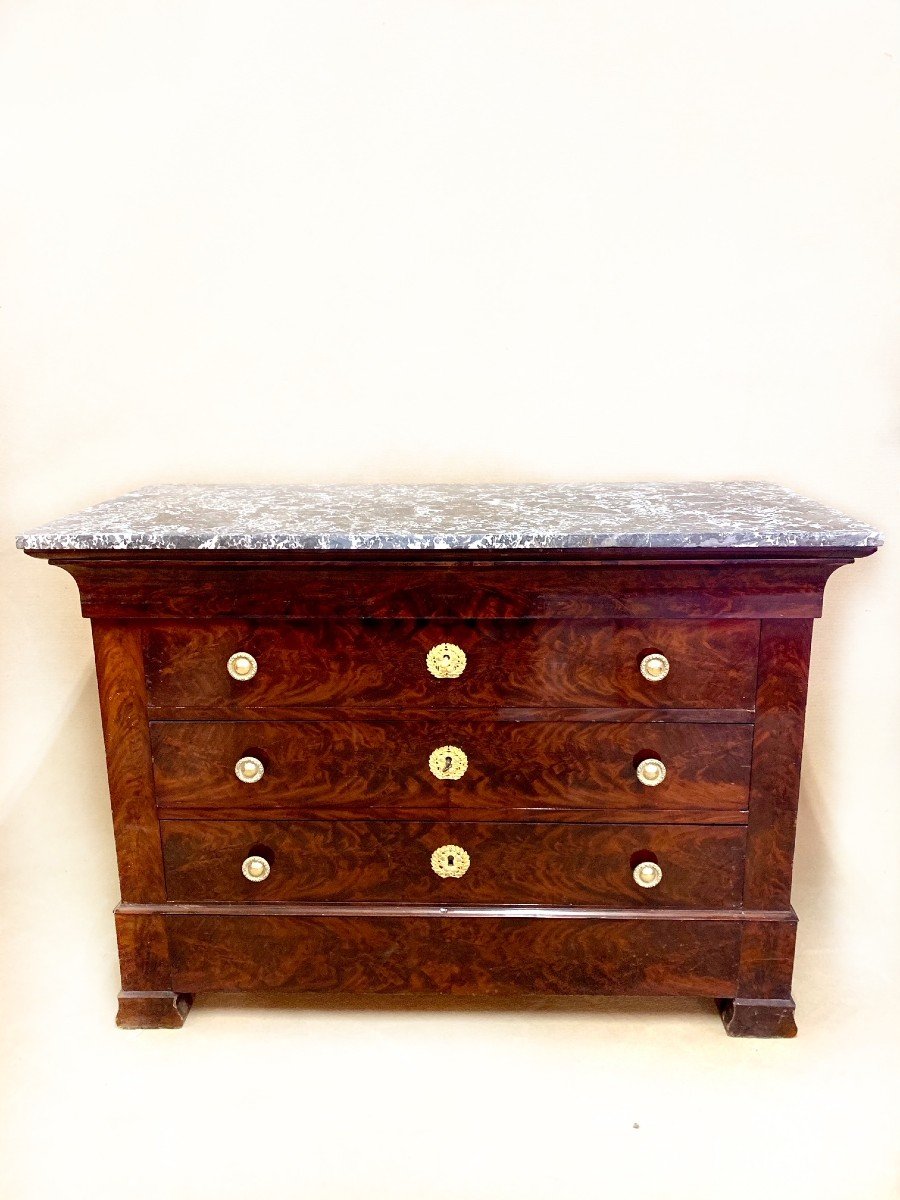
16, 482, 882, 551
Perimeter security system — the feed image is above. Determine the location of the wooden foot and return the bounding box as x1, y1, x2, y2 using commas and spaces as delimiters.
717, 996, 797, 1038
116, 990, 193, 1029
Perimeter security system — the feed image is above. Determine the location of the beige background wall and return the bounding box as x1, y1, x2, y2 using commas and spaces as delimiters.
1, 3, 898, 1198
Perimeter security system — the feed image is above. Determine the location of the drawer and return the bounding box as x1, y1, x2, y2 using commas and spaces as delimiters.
151, 718, 753, 819
165, 912, 744, 997
160, 819, 747, 908
144, 619, 759, 712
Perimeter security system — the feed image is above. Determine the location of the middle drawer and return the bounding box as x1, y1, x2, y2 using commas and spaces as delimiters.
151, 718, 753, 820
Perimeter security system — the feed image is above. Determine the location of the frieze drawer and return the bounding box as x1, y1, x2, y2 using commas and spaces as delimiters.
144, 618, 760, 712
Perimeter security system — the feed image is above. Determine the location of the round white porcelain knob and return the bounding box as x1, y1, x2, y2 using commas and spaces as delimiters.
235, 755, 265, 783
636, 758, 666, 786
633, 861, 663, 888
242, 855, 271, 882
227, 652, 258, 681
640, 653, 669, 682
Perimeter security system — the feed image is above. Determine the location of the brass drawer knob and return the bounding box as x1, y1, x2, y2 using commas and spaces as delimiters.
636, 757, 666, 786
428, 744, 468, 780
426, 642, 467, 679
640, 652, 669, 682
227, 652, 258, 681
235, 755, 265, 783
242, 854, 271, 882
633, 860, 662, 888
431, 844, 470, 878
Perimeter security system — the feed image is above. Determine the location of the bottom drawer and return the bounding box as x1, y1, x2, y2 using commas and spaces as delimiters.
160, 819, 747, 908
162, 911, 745, 996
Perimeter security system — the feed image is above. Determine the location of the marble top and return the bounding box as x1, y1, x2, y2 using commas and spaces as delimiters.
16, 483, 881, 552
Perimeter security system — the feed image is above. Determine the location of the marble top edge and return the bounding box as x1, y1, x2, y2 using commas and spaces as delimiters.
16, 482, 883, 551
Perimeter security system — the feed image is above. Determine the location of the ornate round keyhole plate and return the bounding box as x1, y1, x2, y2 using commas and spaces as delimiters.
426, 643, 467, 679
431, 844, 470, 879
428, 744, 468, 780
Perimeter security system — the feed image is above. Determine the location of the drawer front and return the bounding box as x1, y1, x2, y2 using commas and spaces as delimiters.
151, 718, 753, 818
144, 619, 759, 711
166, 912, 744, 997
161, 819, 747, 908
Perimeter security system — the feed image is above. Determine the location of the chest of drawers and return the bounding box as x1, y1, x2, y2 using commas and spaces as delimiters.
18, 483, 880, 1035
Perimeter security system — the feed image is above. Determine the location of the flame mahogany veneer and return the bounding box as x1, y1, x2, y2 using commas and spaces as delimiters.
150, 718, 754, 818
28, 542, 875, 1035
144, 618, 760, 711
160, 819, 749, 908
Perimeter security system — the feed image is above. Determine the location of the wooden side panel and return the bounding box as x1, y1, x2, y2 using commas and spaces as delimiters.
736, 914, 797, 999
165, 912, 743, 997
113, 908, 191, 1028
160, 819, 748, 908
92, 621, 166, 902
114, 909, 173, 990
719, 914, 799, 1036
743, 620, 813, 909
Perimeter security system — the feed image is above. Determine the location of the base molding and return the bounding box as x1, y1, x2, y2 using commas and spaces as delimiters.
116, 990, 193, 1029
109, 908, 801, 1035
717, 996, 797, 1038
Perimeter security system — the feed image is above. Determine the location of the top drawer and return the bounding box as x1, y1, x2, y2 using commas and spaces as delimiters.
144, 619, 758, 712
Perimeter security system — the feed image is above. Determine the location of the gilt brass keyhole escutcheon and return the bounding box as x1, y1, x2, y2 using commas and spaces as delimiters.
426, 643, 467, 679
431, 844, 470, 878
428, 744, 468, 780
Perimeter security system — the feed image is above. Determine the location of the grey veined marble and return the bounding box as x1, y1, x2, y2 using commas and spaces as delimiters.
16, 482, 882, 552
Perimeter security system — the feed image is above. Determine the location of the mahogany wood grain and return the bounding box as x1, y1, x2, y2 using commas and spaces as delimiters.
150, 718, 754, 817
144, 705, 756, 725
114, 907, 191, 1028
735, 911, 797, 999
114, 908, 171, 990
116, 992, 192, 1029
144, 618, 759, 712
742, 620, 813, 909
162, 911, 743, 996
23, 537, 874, 1033
161, 802, 747, 825
46, 552, 853, 620
122, 901, 789, 920
92, 621, 166, 902
159, 819, 747, 908
716, 909, 799, 1036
